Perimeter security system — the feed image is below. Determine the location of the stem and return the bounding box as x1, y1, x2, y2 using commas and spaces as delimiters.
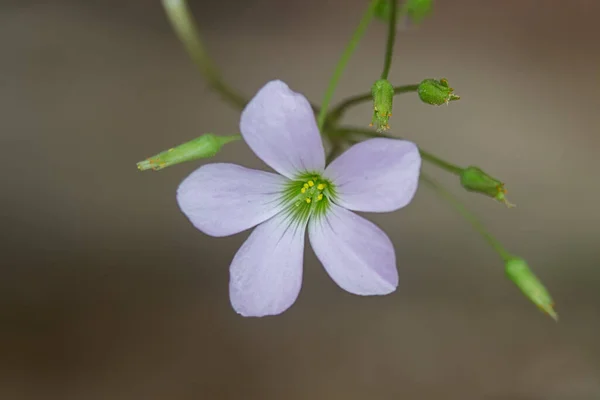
317, 0, 380, 131
162, 0, 247, 110
419, 151, 463, 176
381, 0, 398, 80
337, 126, 464, 175
325, 84, 418, 125
420, 173, 513, 262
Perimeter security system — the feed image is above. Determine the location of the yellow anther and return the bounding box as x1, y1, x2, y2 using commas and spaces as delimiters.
303, 183, 309, 189
317, 183, 325, 190
305, 198, 312, 204
308, 180, 315, 187
300, 187, 306, 194
317, 194, 323, 201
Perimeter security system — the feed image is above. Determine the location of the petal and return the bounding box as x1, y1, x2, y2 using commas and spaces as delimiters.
308, 204, 398, 295
240, 80, 325, 179
229, 213, 307, 317
324, 138, 421, 212
177, 163, 288, 237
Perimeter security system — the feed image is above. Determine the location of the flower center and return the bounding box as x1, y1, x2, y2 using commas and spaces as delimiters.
280, 172, 336, 224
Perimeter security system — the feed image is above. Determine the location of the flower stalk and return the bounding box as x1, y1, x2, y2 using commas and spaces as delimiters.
381, 0, 398, 80
162, 0, 247, 110
317, 0, 381, 131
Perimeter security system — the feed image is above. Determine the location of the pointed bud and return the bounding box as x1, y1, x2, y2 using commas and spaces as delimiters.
505, 257, 558, 321
417, 78, 460, 106
460, 166, 515, 207
136, 133, 240, 171
370, 79, 395, 132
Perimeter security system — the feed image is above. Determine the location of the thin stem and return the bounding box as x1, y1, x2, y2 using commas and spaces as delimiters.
325, 84, 419, 125
420, 173, 512, 261
162, 0, 247, 110
317, 0, 380, 131
336, 126, 464, 175
419, 151, 463, 175
381, 0, 398, 80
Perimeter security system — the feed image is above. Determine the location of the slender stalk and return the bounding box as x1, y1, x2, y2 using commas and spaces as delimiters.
325, 84, 418, 125
419, 151, 463, 175
420, 173, 512, 261
380, 0, 398, 80
336, 126, 464, 175
162, 0, 247, 109
316, 0, 380, 131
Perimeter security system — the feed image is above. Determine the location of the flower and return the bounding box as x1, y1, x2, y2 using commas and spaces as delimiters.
177, 80, 422, 317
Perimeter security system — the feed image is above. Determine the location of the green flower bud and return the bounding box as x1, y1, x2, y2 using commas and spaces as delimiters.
505, 257, 558, 321
405, 0, 433, 24
417, 78, 460, 106
460, 166, 515, 207
370, 79, 395, 132
136, 133, 240, 171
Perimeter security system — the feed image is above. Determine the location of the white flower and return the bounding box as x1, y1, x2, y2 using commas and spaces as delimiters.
177, 80, 421, 317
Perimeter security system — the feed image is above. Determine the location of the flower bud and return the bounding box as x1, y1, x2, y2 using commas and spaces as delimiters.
370, 79, 395, 132
505, 257, 558, 321
137, 133, 240, 171
417, 78, 460, 106
405, 0, 433, 24
460, 166, 515, 207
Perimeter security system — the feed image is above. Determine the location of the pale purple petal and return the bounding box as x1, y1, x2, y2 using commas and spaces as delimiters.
229, 213, 306, 317
240, 80, 325, 179
324, 138, 421, 212
177, 163, 288, 237
308, 204, 398, 295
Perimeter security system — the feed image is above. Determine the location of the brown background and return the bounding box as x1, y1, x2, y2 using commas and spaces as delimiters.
2, 0, 599, 399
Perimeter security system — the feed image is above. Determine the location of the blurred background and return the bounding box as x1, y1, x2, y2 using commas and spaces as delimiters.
2, 0, 599, 398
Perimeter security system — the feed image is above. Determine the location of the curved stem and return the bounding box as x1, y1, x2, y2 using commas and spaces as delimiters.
420, 173, 512, 261
381, 0, 398, 80
162, 0, 247, 110
316, 0, 380, 131
325, 84, 418, 125
419, 151, 463, 175
336, 126, 464, 175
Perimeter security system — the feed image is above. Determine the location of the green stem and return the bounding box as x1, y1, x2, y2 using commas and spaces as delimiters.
420, 173, 512, 261
325, 84, 418, 126
419, 151, 463, 175
336, 126, 464, 175
381, 0, 398, 80
317, 0, 380, 131
162, 0, 247, 110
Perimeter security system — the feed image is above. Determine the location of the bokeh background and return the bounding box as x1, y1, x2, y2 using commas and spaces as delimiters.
2, 0, 599, 398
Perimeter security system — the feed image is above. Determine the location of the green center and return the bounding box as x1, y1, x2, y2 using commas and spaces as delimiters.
279, 172, 337, 224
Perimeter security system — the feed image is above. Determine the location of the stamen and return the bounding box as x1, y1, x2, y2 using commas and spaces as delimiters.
308, 180, 315, 187
305, 198, 312, 204
317, 183, 325, 190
